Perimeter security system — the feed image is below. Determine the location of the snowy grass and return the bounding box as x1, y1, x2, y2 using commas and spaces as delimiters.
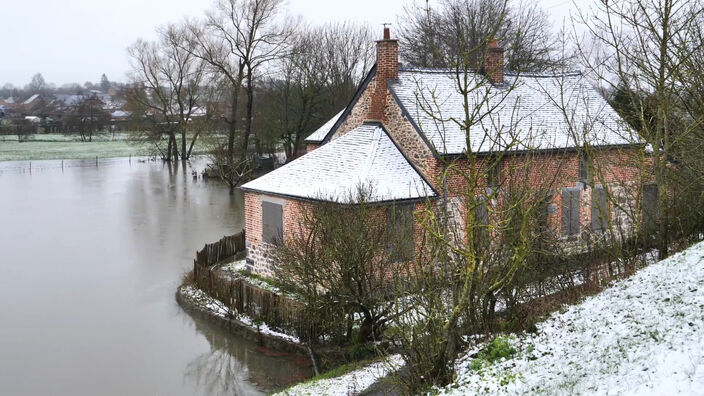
274, 354, 403, 396
0, 135, 150, 161
216, 260, 284, 295
219, 259, 247, 273
441, 241, 704, 395
0, 133, 211, 161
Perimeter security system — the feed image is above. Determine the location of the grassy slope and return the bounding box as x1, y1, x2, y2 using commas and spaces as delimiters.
441, 241, 704, 395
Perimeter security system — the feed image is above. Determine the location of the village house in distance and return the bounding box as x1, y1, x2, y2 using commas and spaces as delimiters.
241, 27, 641, 277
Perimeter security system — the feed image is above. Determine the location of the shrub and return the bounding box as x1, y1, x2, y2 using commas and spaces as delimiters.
470, 336, 517, 371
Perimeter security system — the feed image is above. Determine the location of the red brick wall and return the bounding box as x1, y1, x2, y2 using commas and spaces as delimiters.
244, 191, 306, 276
422, 147, 643, 240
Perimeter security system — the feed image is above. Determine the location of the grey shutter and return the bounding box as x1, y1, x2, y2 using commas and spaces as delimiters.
488, 160, 500, 187
474, 199, 490, 252
570, 189, 581, 235
643, 184, 658, 233
262, 201, 283, 245
538, 193, 553, 233
475, 200, 489, 225
401, 205, 414, 260
388, 205, 414, 261
592, 186, 607, 232
579, 156, 588, 183
562, 188, 580, 236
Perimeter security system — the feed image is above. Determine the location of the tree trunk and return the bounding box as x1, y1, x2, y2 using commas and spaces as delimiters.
181, 127, 187, 161
166, 135, 173, 162
246, 67, 259, 155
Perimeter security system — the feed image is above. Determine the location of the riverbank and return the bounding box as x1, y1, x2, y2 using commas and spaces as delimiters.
177, 281, 406, 396
176, 283, 306, 355
178, 252, 410, 395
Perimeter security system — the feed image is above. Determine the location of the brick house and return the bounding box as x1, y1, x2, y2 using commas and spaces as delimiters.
241, 28, 641, 277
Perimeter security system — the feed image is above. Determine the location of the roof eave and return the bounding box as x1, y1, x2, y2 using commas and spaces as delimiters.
439, 142, 645, 159
239, 185, 437, 205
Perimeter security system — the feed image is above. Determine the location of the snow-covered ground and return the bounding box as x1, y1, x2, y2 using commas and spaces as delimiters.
275, 355, 403, 396
442, 241, 704, 395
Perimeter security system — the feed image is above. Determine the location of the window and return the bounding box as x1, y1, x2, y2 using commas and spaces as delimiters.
262, 201, 283, 245
475, 199, 489, 225
387, 205, 414, 261
578, 154, 591, 184
561, 187, 581, 236
642, 183, 658, 234
537, 192, 554, 234
591, 186, 608, 233
487, 159, 500, 188
474, 198, 490, 252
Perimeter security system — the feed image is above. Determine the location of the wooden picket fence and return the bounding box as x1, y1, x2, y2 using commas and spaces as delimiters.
193, 231, 309, 337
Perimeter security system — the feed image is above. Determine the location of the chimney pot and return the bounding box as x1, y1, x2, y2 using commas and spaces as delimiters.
383, 27, 390, 40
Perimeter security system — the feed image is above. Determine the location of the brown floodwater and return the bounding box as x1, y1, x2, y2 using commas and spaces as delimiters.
0, 157, 312, 395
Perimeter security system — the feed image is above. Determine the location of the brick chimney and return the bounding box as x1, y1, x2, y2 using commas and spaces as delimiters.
368, 26, 398, 121
483, 39, 504, 84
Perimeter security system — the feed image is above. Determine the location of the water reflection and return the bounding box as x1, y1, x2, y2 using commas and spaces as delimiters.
185, 314, 313, 395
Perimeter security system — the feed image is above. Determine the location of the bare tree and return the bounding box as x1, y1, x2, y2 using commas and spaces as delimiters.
27, 73, 47, 94
275, 186, 412, 347
184, 0, 293, 188
398, 0, 559, 71
383, 5, 580, 391
127, 23, 208, 161
65, 95, 110, 142
574, 0, 704, 259
257, 22, 374, 161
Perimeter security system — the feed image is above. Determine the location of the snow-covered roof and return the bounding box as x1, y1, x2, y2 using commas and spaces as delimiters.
389, 68, 637, 155
111, 110, 130, 118
22, 94, 40, 105
304, 110, 344, 143
242, 123, 436, 203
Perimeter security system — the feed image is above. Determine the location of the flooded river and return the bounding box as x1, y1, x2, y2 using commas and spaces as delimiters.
0, 157, 312, 395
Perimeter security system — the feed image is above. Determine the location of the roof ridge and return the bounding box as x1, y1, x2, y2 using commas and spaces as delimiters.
397, 66, 583, 78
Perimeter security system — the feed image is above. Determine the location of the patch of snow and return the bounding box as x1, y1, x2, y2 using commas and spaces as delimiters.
219, 259, 247, 273
276, 355, 404, 396
305, 110, 344, 143
441, 241, 704, 395
180, 285, 300, 344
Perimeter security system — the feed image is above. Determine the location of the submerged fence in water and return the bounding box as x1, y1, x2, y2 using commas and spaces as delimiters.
193, 231, 308, 337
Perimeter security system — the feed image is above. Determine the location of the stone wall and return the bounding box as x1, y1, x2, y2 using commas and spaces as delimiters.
382, 96, 434, 173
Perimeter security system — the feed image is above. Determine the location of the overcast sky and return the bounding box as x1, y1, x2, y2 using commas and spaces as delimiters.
0, 0, 577, 88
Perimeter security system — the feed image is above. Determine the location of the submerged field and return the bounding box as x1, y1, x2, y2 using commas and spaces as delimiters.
0, 133, 151, 161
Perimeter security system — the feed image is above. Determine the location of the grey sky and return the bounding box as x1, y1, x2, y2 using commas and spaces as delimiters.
0, 0, 577, 87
